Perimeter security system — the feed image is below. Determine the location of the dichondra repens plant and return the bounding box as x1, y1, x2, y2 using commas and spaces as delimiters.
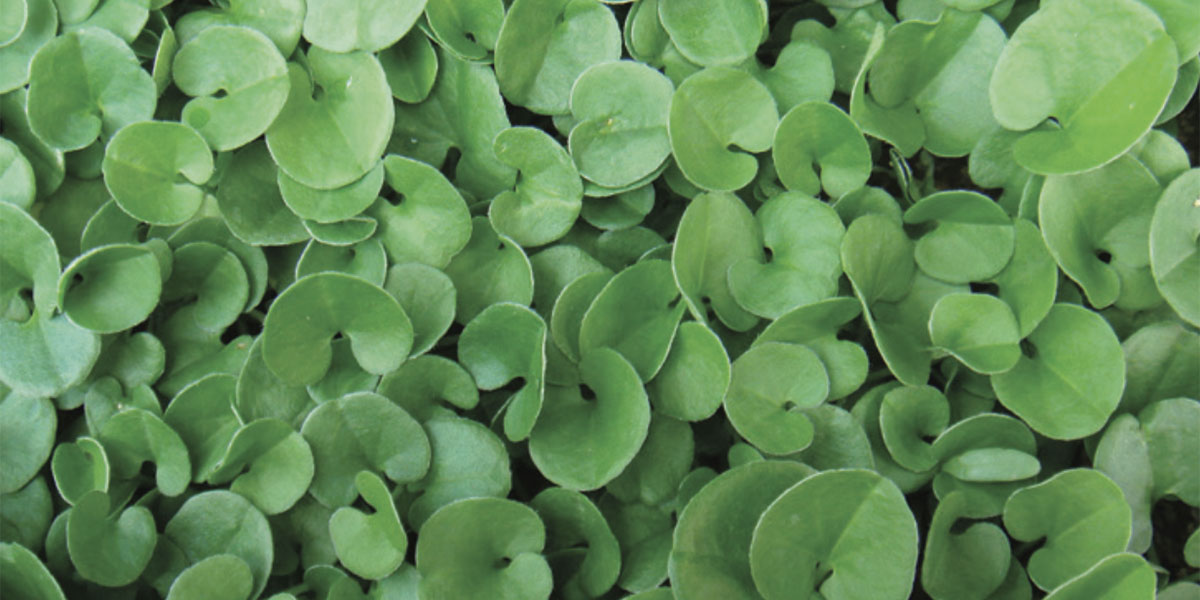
0, 0, 1198, 598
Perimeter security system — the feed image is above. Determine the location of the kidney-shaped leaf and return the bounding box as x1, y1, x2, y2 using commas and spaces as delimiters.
330, 470, 407, 580
163, 490, 273, 600
750, 469, 919, 600
904, 190, 1015, 285
265, 48, 393, 190
668, 68, 778, 192
0, 541, 66, 600
988, 0, 1178, 174
262, 272, 413, 386
369, 155, 471, 269
442, 217, 534, 324
0, 394, 55, 495
992, 303, 1124, 440
66, 490, 156, 587
300, 392, 430, 507
407, 415, 510, 526
773, 102, 870, 199
26, 27, 155, 151
1042, 553, 1155, 600
1150, 168, 1200, 326
725, 342, 828, 456
58, 244, 161, 333
98, 407, 190, 496
489, 127, 583, 247
658, 0, 766, 67
416, 498, 553, 600
102, 121, 213, 226
458, 302, 547, 442
647, 321, 730, 422
0, 312, 100, 398
164, 554, 254, 600
303, 0, 424, 53
531, 487, 621, 598
672, 191, 762, 331
579, 258, 685, 382
921, 491, 1011, 600
173, 25, 289, 151
1002, 469, 1132, 591
529, 347, 650, 490
880, 385, 950, 473
928, 293, 1021, 375
1140, 397, 1200, 505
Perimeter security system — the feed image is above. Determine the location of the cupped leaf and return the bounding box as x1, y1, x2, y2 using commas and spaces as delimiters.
26, 27, 155, 151
579, 259, 685, 382
904, 190, 1015, 284
50, 437, 109, 505
172, 25, 289, 151
424, 0, 504, 61
0, 138, 36, 210
568, 61, 674, 188
930, 414, 1038, 518
0, 202, 60, 314
98, 407, 191, 496
669, 461, 814, 600
0, 541, 66, 600
489, 127, 583, 247
668, 68, 779, 191
262, 272, 414, 386
369, 155, 470, 269
174, 0, 304, 56
265, 48, 393, 190
377, 355, 479, 422
213, 140, 309, 246
749, 469, 919, 600
494, 0, 622, 115
458, 302, 546, 442
991, 303, 1124, 440
161, 241, 249, 332
162, 374, 240, 482
987, 218, 1057, 337
880, 385, 950, 473
866, 9, 1004, 157
1094, 414, 1154, 553
658, 0, 766, 66
1139, 397, 1200, 505
294, 237, 388, 286
608, 413, 693, 506
207, 418, 313, 515
647, 321, 730, 421
102, 121, 213, 226
928, 293, 1021, 375
0, 394, 55, 494
303, 0, 424, 53
773, 102, 870, 198
728, 192, 845, 318
165, 554, 253, 600
1150, 168, 1200, 326
443, 217, 534, 324
300, 392, 430, 507
0, 313, 100, 403
382, 262, 456, 357
724, 342, 828, 455
235, 337, 315, 429
1002, 469, 1132, 590
529, 347, 650, 490
380, 30, 438, 103
920, 491, 1011, 600
753, 297, 868, 400
841, 213, 914, 306
672, 191, 762, 331
416, 498, 553, 600
66, 490, 157, 587
163, 490, 273, 600
531, 487, 621, 598
849, 23, 924, 157
330, 471, 407, 580
58, 244, 160, 333
1039, 155, 1162, 310
280, 162, 383, 225
1042, 553, 1155, 600
303, 217, 377, 247
988, 0, 1178, 174
408, 415, 510, 526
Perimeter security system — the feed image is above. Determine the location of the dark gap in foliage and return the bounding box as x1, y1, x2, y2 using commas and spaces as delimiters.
755, 45, 780, 68
763, 246, 774, 263
1019, 339, 1037, 359
438, 147, 462, 183
579, 384, 597, 401
1015, 536, 1047, 562
969, 281, 1001, 297
931, 156, 976, 193
1094, 249, 1112, 264
882, 0, 900, 18
1152, 499, 1200, 580
1177, 93, 1198, 166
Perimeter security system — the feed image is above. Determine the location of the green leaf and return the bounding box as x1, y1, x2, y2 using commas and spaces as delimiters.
102, 121, 213, 226
265, 49, 393, 189
161, 241, 249, 332
773, 102, 870, 198
568, 61, 674, 189
0, 393, 55, 494
207, 418, 314, 515
668, 68, 778, 191
302, 0, 424, 53
879, 385, 950, 472
0, 312, 101, 401
416, 498, 552, 600
379, 30, 438, 103
1042, 553, 1155, 600
1002, 469, 1132, 590
26, 27, 155, 151
725, 342, 828, 455
728, 192, 845, 318
0, 138, 36, 210
382, 262, 456, 357
1094, 414, 1154, 553
165, 554, 254, 600
904, 190, 1015, 285
50, 437, 109, 505
531, 487, 621, 598
0, 541, 66, 600
991, 304, 1125, 440
647, 321, 730, 421
58, 243, 161, 333
424, 0, 504, 61
66, 490, 156, 587
163, 490, 274, 600
407, 415, 510, 526
931, 413, 1037, 518
989, 0, 1178, 174
608, 413, 693, 506
213, 141, 309, 246
579, 259, 686, 382
1150, 168, 1200, 326
489, 127, 583, 247
1139, 397, 1200, 505
529, 347, 650, 490
658, 0, 766, 66
262, 272, 413, 386
672, 191, 762, 331
495, 0, 622, 115
668, 461, 814, 600
175, 0, 305, 56
280, 162, 383, 225
458, 302, 547, 442
443, 217, 534, 324
330, 471, 407, 580
0, 0, 55, 94
754, 298, 868, 400
928, 293, 1021, 375
921, 492, 1011, 600
749, 469, 919, 600
0, 197, 62, 315
98, 407, 191, 496
300, 392, 430, 507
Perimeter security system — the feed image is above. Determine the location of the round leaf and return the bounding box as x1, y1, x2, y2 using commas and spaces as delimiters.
1042, 553, 1155, 600
879, 385, 950, 472
58, 244, 161, 333
383, 262, 456, 357
904, 190, 1015, 285
647, 321, 730, 422
773, 102, 870, 199
408, 415, 510, 526
458, 302, 547, 442
725, 342, 828, 456
442, 217, 534, 324
0, 394, 55, 494
0, 541, 66, 600
102, 121, 214, 226
330, 471, 407, 580
165, 555, 253, 600
206, 418, 314, 515
98, 407, 191, 496
658, 0, 766, 66
370, 155, 471, 269
672, 191, 762, 331
531, 487, 621, 598
928, 293, 1021, 375
1150, 168, 1200, 326
280, 161, 383, 225
163, 490, 273, 600
66, 490, 156, 587
302, 0, 424, 53
489, 127, 583, 247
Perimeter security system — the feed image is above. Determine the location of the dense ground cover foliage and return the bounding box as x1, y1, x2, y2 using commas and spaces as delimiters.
0, 0, 1198, 598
